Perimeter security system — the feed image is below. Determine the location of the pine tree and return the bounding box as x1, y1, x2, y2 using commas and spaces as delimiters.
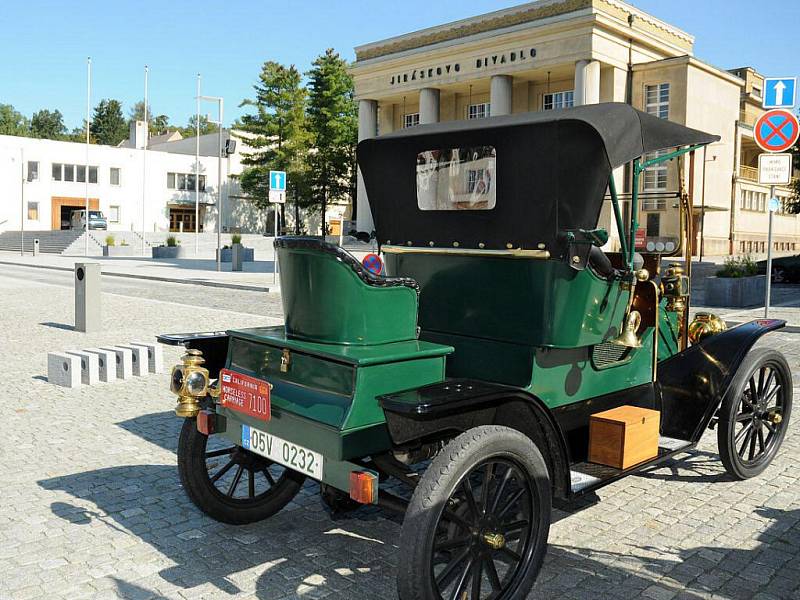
129, 100, 171, 136
90, 99, 128, 146
306, 49, 358, 235
238, 61, 311, 231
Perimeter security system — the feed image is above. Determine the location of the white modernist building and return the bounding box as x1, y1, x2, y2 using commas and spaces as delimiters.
0, 123, 267, 236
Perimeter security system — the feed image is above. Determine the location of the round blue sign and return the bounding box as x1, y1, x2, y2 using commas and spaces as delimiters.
362, 253, 383, 275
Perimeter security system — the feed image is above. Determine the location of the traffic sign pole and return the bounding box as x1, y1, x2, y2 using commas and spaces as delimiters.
765, 186, 776, 319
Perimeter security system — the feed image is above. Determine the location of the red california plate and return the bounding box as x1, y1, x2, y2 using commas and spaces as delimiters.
219, 369, 271, 421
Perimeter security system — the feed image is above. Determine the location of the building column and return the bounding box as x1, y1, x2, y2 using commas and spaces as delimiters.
490, 75, 513, 116
419, 88, 440, 124
574, 59, 600, 106
356, 99, 377, 233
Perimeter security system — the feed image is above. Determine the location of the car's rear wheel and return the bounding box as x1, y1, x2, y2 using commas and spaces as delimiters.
397, 426, 551, 600
717, 348, 792, 480
177, 418, 305, 524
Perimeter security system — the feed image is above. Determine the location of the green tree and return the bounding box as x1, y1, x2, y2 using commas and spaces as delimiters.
180, 114, 218, 138
238, 61, 311, 231
30, 109, 67, 140
90, 99, 128, 145
128, 100, 171, 136
0, 104, 30, 136
305, 48, 358, 235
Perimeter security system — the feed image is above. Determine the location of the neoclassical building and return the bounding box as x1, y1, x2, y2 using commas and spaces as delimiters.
351, 0, 798, 256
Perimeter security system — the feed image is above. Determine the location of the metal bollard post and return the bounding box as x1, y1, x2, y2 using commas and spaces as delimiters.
232, 244, 243, 272
75, 262, 101, 333
33, 239, 40, 256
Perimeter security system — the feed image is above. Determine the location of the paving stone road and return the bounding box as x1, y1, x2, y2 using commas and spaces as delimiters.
1, 264, 799, 600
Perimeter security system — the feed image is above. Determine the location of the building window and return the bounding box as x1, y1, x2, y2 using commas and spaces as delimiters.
543, 91, 574, 111
643, 150, 668, 190
110, 167, 121, 186
52, 163, 62, 181
403, 113, 420, 128
646, 213, 660, 237
51, 163, 97, 183
89, 166, 98, 184
168, 172, 206, 191
468, 103, 490, 119
27, 161, 39, 182
752, 85, 762, 99
645, 83, 669, 119
76, 165, 86, 183
108, 205, 120, 223
27, 202, 39, 221
64, 164, 75, 182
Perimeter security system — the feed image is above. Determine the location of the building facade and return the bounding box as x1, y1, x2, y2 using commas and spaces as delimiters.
351, 0, 798, 256
0, 123, 272, 237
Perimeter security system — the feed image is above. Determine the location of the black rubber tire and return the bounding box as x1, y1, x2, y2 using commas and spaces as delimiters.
177, 418, 305, 524
717, 348, 793, 480
397, 425, 551, 600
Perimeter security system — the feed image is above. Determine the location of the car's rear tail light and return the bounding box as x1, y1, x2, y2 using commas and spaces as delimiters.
349, 471, 378, 504
196, 410, 216, 435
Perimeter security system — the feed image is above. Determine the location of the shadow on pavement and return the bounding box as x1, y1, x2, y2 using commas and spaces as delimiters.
116, 410, 181, 454
37, 454, 800, 599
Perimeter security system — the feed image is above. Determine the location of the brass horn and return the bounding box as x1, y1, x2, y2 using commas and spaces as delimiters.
611, 310, 643, 348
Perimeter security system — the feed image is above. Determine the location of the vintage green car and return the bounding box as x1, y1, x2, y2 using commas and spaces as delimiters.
160, 103, 792, 600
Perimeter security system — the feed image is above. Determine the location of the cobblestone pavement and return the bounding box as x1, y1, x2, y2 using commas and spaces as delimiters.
1, 266, 800, 600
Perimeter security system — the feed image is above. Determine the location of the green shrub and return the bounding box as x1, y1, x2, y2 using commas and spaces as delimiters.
120, 240, 129, 246
716, 255, 758, 278
105, 234, 115, 246
231, 233, 242, 245
166, 235, 178, 247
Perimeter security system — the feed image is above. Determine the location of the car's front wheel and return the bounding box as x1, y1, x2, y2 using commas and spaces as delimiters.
717, 348, 792, 480
397, 425, 551, 600
177, 418, 305, 524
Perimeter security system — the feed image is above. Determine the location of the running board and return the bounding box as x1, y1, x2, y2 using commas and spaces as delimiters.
569, 436, 693, 494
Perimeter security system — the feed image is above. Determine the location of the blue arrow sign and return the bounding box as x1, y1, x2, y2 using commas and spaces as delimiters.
269, 170, 287, 191
763, 78, 796, 109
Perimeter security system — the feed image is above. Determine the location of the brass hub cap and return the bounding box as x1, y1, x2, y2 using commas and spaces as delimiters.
482, 532, 506, 550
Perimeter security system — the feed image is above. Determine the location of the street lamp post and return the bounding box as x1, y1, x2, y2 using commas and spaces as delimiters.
198, 95, 224, 272
142, 65, 148, 256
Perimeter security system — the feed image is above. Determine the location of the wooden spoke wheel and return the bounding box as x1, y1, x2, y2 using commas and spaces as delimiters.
398, 426, 551, 600
718, 348, 792, 480
177, 418, 305, 524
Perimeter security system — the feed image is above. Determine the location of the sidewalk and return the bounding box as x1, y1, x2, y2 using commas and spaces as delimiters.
0, 251, 284, 292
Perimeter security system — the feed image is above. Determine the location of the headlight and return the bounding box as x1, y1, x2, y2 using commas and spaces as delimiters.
170, 366, 185, 394
185, 370, 209, 396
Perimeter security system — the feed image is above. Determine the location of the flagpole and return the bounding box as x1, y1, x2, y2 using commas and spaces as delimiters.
85, 57, 91, 257
195, 73, 201, 254
142, 65, 148, 256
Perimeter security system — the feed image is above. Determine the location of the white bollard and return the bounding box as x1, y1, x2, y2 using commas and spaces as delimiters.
47, 352, 81, 388
100, 346, 133, 380
119, 345, 147, 377
83, 348, 118, 383
65, 350, 100, 385
130, 342, 164, 374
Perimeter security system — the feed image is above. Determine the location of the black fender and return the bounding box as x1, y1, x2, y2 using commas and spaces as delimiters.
156, 331, 230, 379
657, 319, 786, 443
379, 379, 572, 497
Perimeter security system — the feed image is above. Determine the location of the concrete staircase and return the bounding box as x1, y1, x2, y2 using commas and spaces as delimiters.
0, 230, 84, 254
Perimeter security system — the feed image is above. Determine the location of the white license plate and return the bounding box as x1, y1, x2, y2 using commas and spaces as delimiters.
241, 424, 324, 480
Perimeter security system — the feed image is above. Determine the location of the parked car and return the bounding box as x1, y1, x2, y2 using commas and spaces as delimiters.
159, 103, 792, 600
757, 254, 800, 283
70, 209, 107, 230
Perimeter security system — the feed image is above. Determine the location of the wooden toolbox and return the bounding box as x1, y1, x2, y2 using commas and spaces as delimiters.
588, 405, 660, 469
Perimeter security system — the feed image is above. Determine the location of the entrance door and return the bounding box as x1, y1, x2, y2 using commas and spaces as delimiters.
169, 207, 203, 232
51, 197, 99, 230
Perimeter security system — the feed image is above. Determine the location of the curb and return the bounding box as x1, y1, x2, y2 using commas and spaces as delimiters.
0, 259, 279, 293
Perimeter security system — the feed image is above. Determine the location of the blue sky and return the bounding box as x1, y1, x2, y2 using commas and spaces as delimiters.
2, 0, 798, 129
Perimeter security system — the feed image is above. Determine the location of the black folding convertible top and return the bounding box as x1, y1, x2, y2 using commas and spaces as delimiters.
357, 102, 718, 257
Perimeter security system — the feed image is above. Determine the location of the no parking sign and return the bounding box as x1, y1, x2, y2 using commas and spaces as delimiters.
362, 253, 383, 275
754, 109, 800, 153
